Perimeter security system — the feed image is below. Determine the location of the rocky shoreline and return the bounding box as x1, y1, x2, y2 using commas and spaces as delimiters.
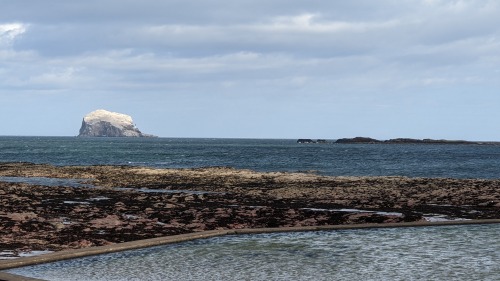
1, 162, 499, 259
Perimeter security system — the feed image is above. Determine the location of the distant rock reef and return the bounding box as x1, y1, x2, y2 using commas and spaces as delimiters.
78, 109, 156, 137
335, 137, 499, 145
297, 139, 328, 144
296, 137, 500, 145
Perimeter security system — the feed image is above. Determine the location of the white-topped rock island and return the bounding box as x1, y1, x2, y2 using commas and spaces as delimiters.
78, 109, 155, 137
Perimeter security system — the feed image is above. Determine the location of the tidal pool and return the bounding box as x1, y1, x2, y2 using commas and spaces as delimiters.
0, 176, 94, 188
0, 176, 220, 195
6, 224, 500, 281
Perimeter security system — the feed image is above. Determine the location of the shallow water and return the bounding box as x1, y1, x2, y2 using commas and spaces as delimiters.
7, 224, 500, 281
0, 176, 219, 195
0, 176, 94, 188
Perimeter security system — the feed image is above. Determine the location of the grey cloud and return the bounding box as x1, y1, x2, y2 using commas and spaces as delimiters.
9, 1, 498, 62
2, 1, 500, 129
2, 0, 402, 24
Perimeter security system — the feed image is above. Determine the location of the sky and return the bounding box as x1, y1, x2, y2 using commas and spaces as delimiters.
1, 0, 500, 139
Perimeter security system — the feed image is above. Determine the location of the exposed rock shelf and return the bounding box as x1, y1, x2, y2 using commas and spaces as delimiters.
0, 163, 499, 258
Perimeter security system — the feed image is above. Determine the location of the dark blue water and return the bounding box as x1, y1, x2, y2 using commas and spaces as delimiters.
1, 136, 500, 179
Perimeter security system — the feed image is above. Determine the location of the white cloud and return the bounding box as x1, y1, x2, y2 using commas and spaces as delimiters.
0, 23, 27, 47
258, 13, 400, 33
28, 66, 84, 86
138, 13, 400, 47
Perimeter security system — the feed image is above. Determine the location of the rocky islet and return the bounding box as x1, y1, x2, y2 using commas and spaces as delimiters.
78, 109, 155, 137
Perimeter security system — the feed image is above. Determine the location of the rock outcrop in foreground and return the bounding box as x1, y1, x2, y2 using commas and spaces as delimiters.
0, 162, 499, 258
78, 109, 154, 137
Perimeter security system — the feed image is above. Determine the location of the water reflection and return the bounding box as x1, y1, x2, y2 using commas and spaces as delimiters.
0, 176, 219, 195
0, 176, 94, 188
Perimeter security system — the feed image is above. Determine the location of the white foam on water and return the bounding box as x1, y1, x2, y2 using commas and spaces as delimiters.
18, 251, 54, 258
302, 207, 404, 217
63, 201, 90, 205
1, 250, 53, 260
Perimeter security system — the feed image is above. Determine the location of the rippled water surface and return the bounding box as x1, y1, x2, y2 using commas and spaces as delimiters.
2, 136, 500, 178
7, 224, 500, 281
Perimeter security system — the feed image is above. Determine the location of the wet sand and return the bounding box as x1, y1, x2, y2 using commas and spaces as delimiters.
1, 162, 499, 259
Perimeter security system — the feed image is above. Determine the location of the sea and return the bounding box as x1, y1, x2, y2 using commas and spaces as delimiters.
2, 136, 500, 178
2, 136, 500, 280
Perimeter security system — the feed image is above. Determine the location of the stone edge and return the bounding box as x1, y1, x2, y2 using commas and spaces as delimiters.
1, 219, 500, 281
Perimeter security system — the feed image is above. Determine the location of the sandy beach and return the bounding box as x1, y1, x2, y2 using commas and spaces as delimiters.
1, 162, 499, 259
